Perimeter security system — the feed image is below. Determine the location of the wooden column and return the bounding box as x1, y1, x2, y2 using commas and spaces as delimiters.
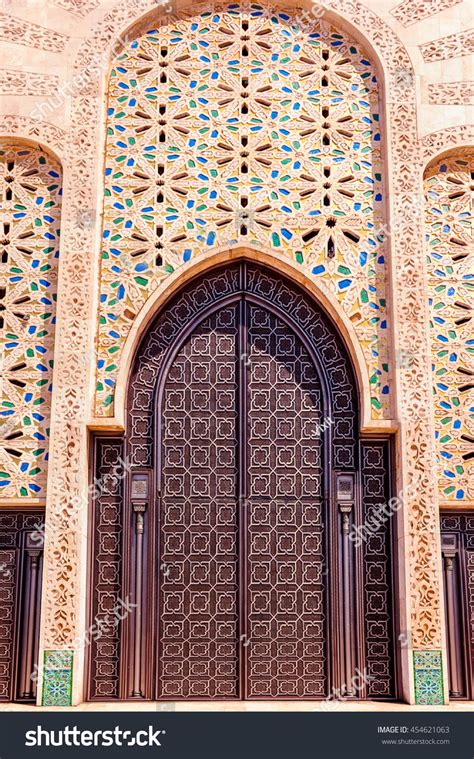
441, 534, 464, 699
19, 532, 43, 700
131, 473, 149, 698
337, 474, 356, 696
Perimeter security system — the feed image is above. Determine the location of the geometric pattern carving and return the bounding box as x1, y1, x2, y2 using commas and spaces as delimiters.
120, 261, 363, 700
88, 438, 124, 700
413, 650, 444, 705
419, 31, 474, 63
0, 14, 68, 52
158, 308, 240, 698
0, 547, 16, 701
468, 551, 474, 692
97, 5, 389, 419
129, 263, 357, 472
391, 0, 462, 27
361, 441, 396, 699
424, 151, 473, 502
0, 69, 60, 96
0, 509, 44, 701
0, 145, 62, 499
246, 305, 326, 698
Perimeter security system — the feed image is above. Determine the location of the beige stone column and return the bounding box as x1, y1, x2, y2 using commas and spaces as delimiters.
35, 0, 155, 710
324, 0, 449, 704
382, 53, 448, 707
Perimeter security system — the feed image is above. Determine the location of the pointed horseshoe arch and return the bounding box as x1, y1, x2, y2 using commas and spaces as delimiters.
88, 261, 398, 701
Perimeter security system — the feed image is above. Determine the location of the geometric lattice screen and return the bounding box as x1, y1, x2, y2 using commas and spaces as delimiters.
425, 151, 474, 503
97, 5, 390, 419
0, 145, 61, 499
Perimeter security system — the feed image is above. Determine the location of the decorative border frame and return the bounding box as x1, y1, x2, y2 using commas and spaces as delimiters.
0, 0, 447, 704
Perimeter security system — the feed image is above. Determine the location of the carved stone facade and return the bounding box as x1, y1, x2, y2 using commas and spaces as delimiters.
0, 0, 472, 708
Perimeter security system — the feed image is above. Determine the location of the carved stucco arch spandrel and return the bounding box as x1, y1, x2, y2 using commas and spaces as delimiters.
37, 0, 446, 705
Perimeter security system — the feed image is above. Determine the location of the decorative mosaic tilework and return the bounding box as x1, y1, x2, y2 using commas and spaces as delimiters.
0, 146, 62, 499
424, 153, 474, 502
413, 650, 444, 705
96, 2, 389, 419
41, 650, 73, 706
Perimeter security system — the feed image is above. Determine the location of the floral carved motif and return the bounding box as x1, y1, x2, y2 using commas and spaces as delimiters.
51, 0, 101, 17
0, 116, 66, 155
0, 69, 60, 96
427, 82, 474, 106
391, 0, 462, 27
422, 126, 472, 160
0, 13, 68, 52
419, 31, 474, 63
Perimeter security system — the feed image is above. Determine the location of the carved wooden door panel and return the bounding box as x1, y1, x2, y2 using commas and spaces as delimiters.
245, 304, 326, 698
157, 306, 240, 699
89, 264, 398, 702
157, 299, 326, 699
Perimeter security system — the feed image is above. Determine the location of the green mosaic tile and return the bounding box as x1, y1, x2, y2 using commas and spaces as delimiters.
413, 650, 444, 705
42, 650, 73, 707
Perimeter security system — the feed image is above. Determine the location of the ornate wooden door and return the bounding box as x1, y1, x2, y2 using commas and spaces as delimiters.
88, 263, 397, 702
157, 299, 326, 699
440, 514, 474, 700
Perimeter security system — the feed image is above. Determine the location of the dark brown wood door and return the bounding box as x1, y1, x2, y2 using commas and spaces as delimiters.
88, 262, 398, 702
441, 514, 474, 700
156, 299, 326, 699
157, 306, 240, 698
245, 304, 325, 698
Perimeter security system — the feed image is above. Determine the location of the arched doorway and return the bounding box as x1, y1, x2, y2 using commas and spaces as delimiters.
88, 262, 397, 701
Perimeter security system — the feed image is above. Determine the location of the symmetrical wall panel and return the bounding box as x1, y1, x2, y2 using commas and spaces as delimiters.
97, 3, 389, 419
360, 440, 396, 699
425, 152, 473, 502
88, 438, 124, 700
0, 145, 62, 499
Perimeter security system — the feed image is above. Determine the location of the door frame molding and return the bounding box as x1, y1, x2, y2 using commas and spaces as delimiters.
86, 259, 399, 701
